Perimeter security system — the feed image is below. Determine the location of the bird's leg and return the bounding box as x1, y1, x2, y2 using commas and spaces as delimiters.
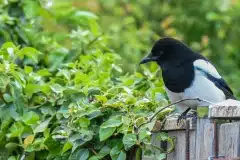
177, 107, 191, 125
184, 110, 197, 119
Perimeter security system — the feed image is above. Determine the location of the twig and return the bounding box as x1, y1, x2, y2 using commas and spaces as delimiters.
136, 98, 213, 130
91, 147, 109, 160
90, 148, 98, 155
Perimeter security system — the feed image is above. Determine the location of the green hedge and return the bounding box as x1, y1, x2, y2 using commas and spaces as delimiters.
0, 1, 172, 159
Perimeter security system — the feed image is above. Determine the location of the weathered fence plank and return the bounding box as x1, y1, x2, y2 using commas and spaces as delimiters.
167, 130, 196, 160
219, 122, 240, 158
195, 118, 214, 160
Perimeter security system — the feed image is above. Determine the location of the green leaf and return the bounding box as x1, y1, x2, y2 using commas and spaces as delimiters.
95, 95, 108, 103
88, 87, 101, 96
5, 142, 19, 152
7, 156, 17, 160
25, 138, 45, 152
62, 141, 72, 154
10, 82, 26, 114
63, 89, 86, 101
25, 84, 40, 97
0, 73, 10, 89
100, 115, 122, 128
157, 153, 167, 160
37, 69, 51, 76
89, 19, 100, 36
157, 132, 169, 141
69, 148, 89, 160
74, 11, 98, 20
17, 47, 41, 63
50, 84, 64, 94
122, 134, 137, 150
33, 118, 51, 133
117, 151, 126, 160
22, 111, 40, 125
139, 129, 151, 142
8, 121, 25, 137
96, 146, 111, 159
69, 131, 93, 152
44, 136, 61, 157
99, 127, 116, 141
89, 156, 98, 160
78, 117, 90, 128
110, 143, 123, 160
24, 66, 33, 74
3, 93, 13, 102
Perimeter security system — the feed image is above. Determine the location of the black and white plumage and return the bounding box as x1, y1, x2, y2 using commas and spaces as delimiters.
140, 38, 235, 121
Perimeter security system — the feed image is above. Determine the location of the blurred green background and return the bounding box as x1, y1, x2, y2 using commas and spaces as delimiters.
1, 0, 240, 96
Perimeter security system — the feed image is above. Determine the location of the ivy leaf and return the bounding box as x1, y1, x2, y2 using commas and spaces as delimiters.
157, 153, 167, 160
95, 95, 108, 103
99, 127, 116, 141
74, 11, 98, 20
110, 143, 124, 160
24, 66, 33, 74
100, 115, 122, 128
50, 84, 64, 94
5, 142, 19, 153
78, 117, 90, 128
0, 73, 10, 90
23, 135, 34, 148
69, 148, 89, 160
37, 69, 51, 76
3, 93, 13, 102
25, 84, 40, 97
117, 151, 126, 160
96, 146, 111, 159
62, 141, 72, 154
69, 131, 93, 152
89, 156, 98, 160
122, 134, 137, 150
44, 136, 61, 157
33, 118, 51, 133
17, 47, 42, 63
8, 122, 25, 138
10, 82, 25, 114
139, 129, 151, 142
22, 111, 40, 125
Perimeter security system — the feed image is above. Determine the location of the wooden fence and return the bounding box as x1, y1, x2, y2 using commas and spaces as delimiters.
143, 99, 240, 160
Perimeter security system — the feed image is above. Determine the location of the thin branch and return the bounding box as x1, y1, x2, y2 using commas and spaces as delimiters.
136, 98, 213, 130
90, 148, 98, 155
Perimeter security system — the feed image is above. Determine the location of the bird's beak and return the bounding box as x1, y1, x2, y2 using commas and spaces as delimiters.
139, 53, 153, 64
139, 53, 160, 64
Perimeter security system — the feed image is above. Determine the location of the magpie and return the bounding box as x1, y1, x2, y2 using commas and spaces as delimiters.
140, 37, 235, 124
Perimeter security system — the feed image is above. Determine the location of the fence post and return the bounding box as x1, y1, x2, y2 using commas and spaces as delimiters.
143, 99, 240, 160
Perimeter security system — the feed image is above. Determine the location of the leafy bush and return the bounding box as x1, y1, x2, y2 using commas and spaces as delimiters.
0, 0, 173, 159
0, 40, 173, 160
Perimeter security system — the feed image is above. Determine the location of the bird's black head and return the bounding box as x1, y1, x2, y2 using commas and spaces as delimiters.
140, 37, 193, 68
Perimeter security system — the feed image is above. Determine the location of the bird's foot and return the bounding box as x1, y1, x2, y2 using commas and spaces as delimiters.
177, 111, 197, 126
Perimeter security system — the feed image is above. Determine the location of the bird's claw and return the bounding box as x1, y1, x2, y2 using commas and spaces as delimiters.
177, 112, 197, 126
177, 114, 186, 126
